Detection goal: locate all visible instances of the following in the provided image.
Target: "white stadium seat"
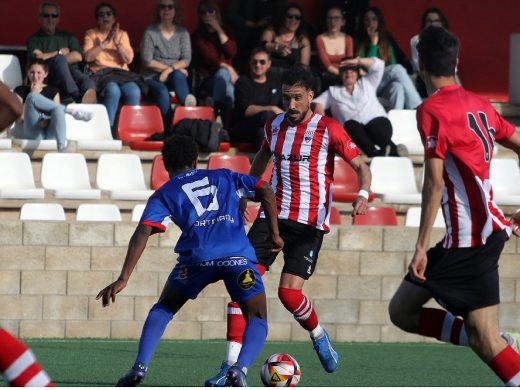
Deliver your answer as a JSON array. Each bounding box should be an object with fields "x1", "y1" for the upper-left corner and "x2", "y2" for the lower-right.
[
  {"x1": 76, "y1": 204, "x2": 122, "y2": 221},
  {"x1": 131, "y1": 204, "x2": 146, "y2": 222},
  {"x1": 96, "y1": 154, "x2": 154, "y2": 200},
  {"x1": 388, "y1": 110, "x2": 424, "y2": 155},
  {"x1": 370, "y1": 157, "x2": 422, "y2": 204},
  {"x1": 20, "y1": 203, "x2": 66, "y2": 221},
  {"x1": 405, "y1": 207, "x2": 444, "y2": 228},
  {"x1": 10, "y1": 121, "x2": 58, "y2": 150},
  {"x1": 0, "y1": 152, "x2": 44, "y2": 199},
  {"x1": 41, "y1": 153, "x2": 101, "y2": 199},
  {"x1": 489, "y1": 158, "x2": 520, "y2": 205},
  {"x1": 0, "y1": 54, "x2": 22, "y2": 90},
  {"x1": 65, "y1": 104, "x2": 122, "y2": 150}
]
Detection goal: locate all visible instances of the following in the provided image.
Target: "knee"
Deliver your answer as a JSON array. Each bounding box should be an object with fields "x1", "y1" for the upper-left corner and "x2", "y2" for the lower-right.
[
  {"x1": 388, "y1": 81, "x2": 404, "y2": 95},
  {"x1": 171, "y1": 69, "x2": 187, "y2": 82},
  {"x1": 25, "y1": 92, "x2": 38, "y2": 105},
  {"x1": 386, "y1": 64, "x2": 407, "y2": 78},
  {"x1": 125, "y1": 83, "x2": 141, "y2": 101},
  {"x1": 388, "y1": 296, "x2": 413, "y2": 331},
  {"x1": 215, "y1": 68, "x2": 230, "y2": 81},
  {"x1": 105, "y1": 82, "x2": 121, "y2": 99}
]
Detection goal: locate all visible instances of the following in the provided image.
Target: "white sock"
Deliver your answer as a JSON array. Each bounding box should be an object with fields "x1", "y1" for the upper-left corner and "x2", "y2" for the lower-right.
[
  {"x1": 226, "y1": 341, "x2": 242, "y2": 365},
  {"x1": 310, "y1": 323, "x2": 324, "y2": 340}
]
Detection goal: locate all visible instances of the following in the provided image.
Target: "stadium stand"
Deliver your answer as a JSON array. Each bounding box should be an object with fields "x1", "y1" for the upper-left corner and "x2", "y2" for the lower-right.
[
  {"x1": 207, "y1": 155, "x2": 251, "y2": 174},
  {"x1": 370, "y1": 157, "x2": 422, "y2": 204},
  {"x1": 76, "y1": 203, "x2": 122, "y2": 222},
  {"x1": 0, "y1": 152, "x2": 44, "y2": 199},
  {"x1": 0, "y1": 54, "x2": 22, "y2": 90},
  {"x1": 352, "y1": 206, "x2": 398, "y2": 226},
  {"x1": 117, "y1": 105, "x2": 164, "y2": 151},
  {"x1": 19, "y1": 203, "x2": 66, "y2": 221},
  {"x1": 329, "y1": 206, "x2": 342, "y2": 225},
  {"x1": 388, "y1": 109, "x2": 423, "y2": 155},
  {"x1": 405, "y1": 207, "x2": 444, "y2": 228},
  {"x1": 489, "y1": 158, "x2": 520, "y2": 205},
  {"x1": 41, "y1": 153, "x2": 101, "y2": 200}
]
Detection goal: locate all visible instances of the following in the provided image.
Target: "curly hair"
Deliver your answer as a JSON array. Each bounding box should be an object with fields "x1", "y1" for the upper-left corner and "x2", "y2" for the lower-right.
[
  {"x1": 281, "y1": 64, "x2": 314, "y2": 90},
  {"x1": 161, "y1": 134, "x2": 198, "y2": 173}
]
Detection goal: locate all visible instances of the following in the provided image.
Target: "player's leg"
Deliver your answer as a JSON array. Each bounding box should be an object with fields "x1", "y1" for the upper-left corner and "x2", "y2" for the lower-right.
[
  {"x1": 0, "y1": 328, "x2": 53, "y2": 387},
  {"x1": 465, "y1": 305, "x2": 520, "y2": 386}
]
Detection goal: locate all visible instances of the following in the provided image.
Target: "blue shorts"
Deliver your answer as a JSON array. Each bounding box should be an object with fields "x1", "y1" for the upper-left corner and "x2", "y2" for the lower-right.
[{"x1": 168, "y1": 256, "x2": 265, "y2": 302}]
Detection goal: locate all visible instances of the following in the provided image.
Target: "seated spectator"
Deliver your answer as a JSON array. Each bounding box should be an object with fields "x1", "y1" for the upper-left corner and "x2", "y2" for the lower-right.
[
  {"x1": 14, "y1": 59, "x2": 93, "y2": 152},
  {"x1": 312, "y1": 57, "x2": 406, "y2": 157},
  {"x1": 192, "y1": 0, "x2": 237, "y2": 121},
  {"x1": 260, "y1": 3, "x2": 311, "y2": 78},
  {"x1": 141, "y1": 0, "x2": 196, "y2": 133},
  {"x1": 357, "y1": 7, "x2": 421, "y2": 110},
  {"x1": 231, "y1": 47, "x2": 283, "y2": 148},
  {"x1": 84, "y1": 2, "x2": 143, "y2": 128},
  {"x1": 315, "y1": 6, "x2": 353, "y2": 90},
  {"x1": 27, "y1": 2, "x2": 96, "y2": 103}
]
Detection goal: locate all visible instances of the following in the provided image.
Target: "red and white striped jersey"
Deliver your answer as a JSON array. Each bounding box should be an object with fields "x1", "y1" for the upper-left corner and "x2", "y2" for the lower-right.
[
  {"x1": 260, "y1": 112, "x2": 360, "y2": 231},
  {"x1": 417, "y1": 85, "x2": 515, "y2": 248}
]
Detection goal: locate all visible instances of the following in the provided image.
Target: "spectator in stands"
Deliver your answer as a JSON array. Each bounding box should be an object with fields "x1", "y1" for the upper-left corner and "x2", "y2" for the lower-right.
[
  {"x1": 260, "y1": 3, "x2": 311, "y2": 78},
  {"x1": 323, "y1": 0, "x2": 368, "y2": 37},
  {"x1": 315, "y1": 6, "x2": 354, "y2": 90},
  {"x1": 357, "y1": 6, "x2": 421, "y2": 110},
  {"x1": 84, "y1": 3, "x2": 143, "y2": 128},
  {"x1": 192, "y1": 0, "x2": 237, "y2": 122},
  {"x1": 312, "y1": 56, "x2": 406, "y2": 157},
  {"x1": 13, "y1": 59, "x2": 93, "y2": 152},
  {"x1": 141, "y1": 0, "x2": 196, "y2": 133},
  {"x1": 225, "y1": 0, "x2": 287, "y2": 72},
  {"x1": 231, "y1": 47, "x2": 283, "y2": 148},
  {"x1": 28, "y1": 2, "x2": 96, "y2": 104}
]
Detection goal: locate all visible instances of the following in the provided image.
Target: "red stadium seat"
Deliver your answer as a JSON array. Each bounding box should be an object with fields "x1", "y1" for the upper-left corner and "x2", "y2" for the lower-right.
[
  {"x1": 150, "y1": 155, "x2": 169, "y2": 190},
  {"x1": 352, "y1": 206, "x2": 398, "y2": 226},
  {"x1": 332, "y1": 157, "x2": 374, "y2": 202},
  {"x1": 117, "y1": 106, "x2": 164, "y2": 151},
  {"x1": 172, "y1": 106, "x2": 215, "y2": 126},
  {"x1": 329, "y1": 206, "x2": 342, "y2": 225},
  {"x1": 230, "y1": 142, "x2": 258, "y2": 153},
  {"x1": 244, "y1": 204, "x2": 260, "y2": 224},
  {"x1": 207, "y1": 155, "x2": 251, "y2": 174}
]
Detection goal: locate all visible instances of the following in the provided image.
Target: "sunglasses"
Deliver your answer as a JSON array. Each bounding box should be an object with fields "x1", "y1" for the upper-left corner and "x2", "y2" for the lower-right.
[
  {"x1": 286, "y1": 13, "x2": 301, "y2": 21},
  {"x1": 97, "y1": 11, "x2": 114, "y2": 17},
  {"x1": 327, "y1": 16, "x2": 342, "y2": 21},
  {"x1": 199, "y1": 7, "x2": 216, "y2": 15},
  {"x1": 250, "y1": 59, "x2": 267, "y2": 65},
  {"x1": 40, "y1": 12, "x2": 59, "y2": 18},
  {"x1": 340, "y1": 65, "x2": 358, "y2": 72},
  {"x1": 160, "y1": 4, "x2": 175, "y2": 10}
]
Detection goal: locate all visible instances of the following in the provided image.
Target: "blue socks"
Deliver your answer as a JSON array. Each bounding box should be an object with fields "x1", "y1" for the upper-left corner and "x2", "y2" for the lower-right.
[
  {"x1": 237, "y1": 317, "x2": 268, "y2": 369},
  {"x1": 134, "y1": 303, "x2": 173, "y2": 369}
]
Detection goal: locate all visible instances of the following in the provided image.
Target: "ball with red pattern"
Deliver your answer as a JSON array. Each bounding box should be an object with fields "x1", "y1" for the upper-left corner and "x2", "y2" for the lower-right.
[{"x1": 260, "y1": 353, "x2": 301, "y2": 387}]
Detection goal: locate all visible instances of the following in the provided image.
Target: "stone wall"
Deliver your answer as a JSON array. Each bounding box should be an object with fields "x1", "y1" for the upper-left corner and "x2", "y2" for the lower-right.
[{"x1": 1, "y1": 221, "x2": 519, "y2": 342}]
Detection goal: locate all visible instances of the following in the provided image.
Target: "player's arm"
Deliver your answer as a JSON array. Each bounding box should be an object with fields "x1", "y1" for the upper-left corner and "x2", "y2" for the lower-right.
[
  {"x1": 409, "y1": 157, "x2": 444, "y2": 282},
  {"x1": 256, "y1": 181, "x2": 284, "y2": 252},
  {"x1": 498, "y1": 131, "x2": 520, "y2": 159},
  {"x1": 96, "y1": 224, "x2": 153, "y2": 306},
  {"x1": 250, "y1": 145, "x2": 273, "y2": 179},
  {"x1": 347, "y1": 155, "x2": 371, "y2": 215}
]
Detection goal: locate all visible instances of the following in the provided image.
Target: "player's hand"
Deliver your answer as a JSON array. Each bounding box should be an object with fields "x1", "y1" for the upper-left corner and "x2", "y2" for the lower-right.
[
  {"x1": 352, "y1": 196, "x2": 368, "y2": 215},
  {"x1": 96, "y1": 279, "x2": 127, "y2": 307},
  {"x1": 271, "y1": 234, "x2": 284, "y2": 253},
  {"x1": 510, "y1": 210, "x2": 520, "y2": 237},
  {"x1": 408, "y1": 248, "x2": 427, "y2": 283}
]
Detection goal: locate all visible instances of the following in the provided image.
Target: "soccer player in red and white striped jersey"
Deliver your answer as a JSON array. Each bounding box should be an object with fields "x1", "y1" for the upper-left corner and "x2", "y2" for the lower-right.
[
  {"x1": 205, "y1": 65, "x2": 372, "y2": 385},
  {"x1": 388, "y1": 26, "x2": 520, "y2": 386},
  {"x1": 0, "y1": 329, "x2": 53, "y2": 387}
]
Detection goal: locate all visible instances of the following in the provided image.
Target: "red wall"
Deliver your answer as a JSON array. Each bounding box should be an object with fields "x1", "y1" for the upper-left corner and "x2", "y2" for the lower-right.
[{"x1": 1, "y1": 0, "x2": 518, "y2": 99}]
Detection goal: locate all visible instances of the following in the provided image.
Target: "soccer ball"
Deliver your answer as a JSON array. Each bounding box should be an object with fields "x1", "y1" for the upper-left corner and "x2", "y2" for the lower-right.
[{"x1": 260, "y1": 353, "x2": 301, "y2": 387}]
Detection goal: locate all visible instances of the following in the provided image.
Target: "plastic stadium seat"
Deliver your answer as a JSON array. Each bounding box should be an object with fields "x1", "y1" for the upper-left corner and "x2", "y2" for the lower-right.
[
  {"x1": 151, "y1": 155, "x2": 169, "y2": 190},
  {"x1": 0, "y1": 136, "x2": 12, "y2": 149},
  {"x1": 489, "y1": 158, "x2": 520, "y2": 205},
  {"x1": 405, "y1": 207, "x2": 444, "y2": 228},
  {"x1": 332, "y1": 157, "x2": 374, "y2": 202},
  {"x1": 96, "y1": 154, "x2": 154, "y2": 200},
  {"x1": 10, "y1": 120, "x2": 58, "y2": 150},
  {"x1": 76, "y1": 204, "x2": 122, "y2": 222},
  {"x1": 352, "y1": 206, "x2": 398, "y2": 226},
  {"x1": 0, "y1": 153, "x2": 44, "y2": 199},
  {"x1": 20, "y1": 203, "x2": 66, "y2": 221},
  {"x1": 41, "y1": 153, "x2": 101, "y2": 199},
  {"x1": 388, "y1": 110, "x2": 423, "y2": 155},
  {"x1": 329, "y1": 206, "x2": 342, "y2": 225},
  {"x1": 207, "y1": 155, "x2": 251, "y2": 174},
  {"x1": 117, "y1": 105, "x2": 164, "y2": 151},
  {"x1": 0, "y1": 54, "x2": 22, "y2": 90},
  {"x1": 131, "y1": 204, "x2": 146, "y2": 222},
  {"x1": 65, "y1": 104, "x2": 122, "y2": 150},
  {"x1": 370, "y1": 157, "x2": 421, "y2": 204},
  {"x1": 230, "y1": 142, "x2": 258, "y2": 153}
]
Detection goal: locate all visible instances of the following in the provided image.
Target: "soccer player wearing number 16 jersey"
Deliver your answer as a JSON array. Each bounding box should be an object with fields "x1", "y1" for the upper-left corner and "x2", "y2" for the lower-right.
[
  {"x1": 388, "y1": 26, "x2": 520, "y2": 386},
  {"x1": 97, "y1": 135, "x2": 283, "y2": 387}
]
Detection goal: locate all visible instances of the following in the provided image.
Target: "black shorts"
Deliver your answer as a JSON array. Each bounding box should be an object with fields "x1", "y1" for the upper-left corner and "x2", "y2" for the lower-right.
[
  {"x1": 405, "y1": 229, "x2": 508, "y2": 317},
  {"x1": 248, "y1": 218, "x2": 325, "y2": 280}
]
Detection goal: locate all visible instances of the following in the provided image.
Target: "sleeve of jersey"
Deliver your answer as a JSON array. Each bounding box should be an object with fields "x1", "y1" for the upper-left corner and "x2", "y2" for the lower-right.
[
  {"x1": 494, "y1": 109, "x2": 516, "y2": 141},
  {"x1": 417, "y1": 106, "x2": 447, "y2": 159},
  {"x1": 328, "y1": 118, "x2": 360, "y2": 161},
  {"x1": 140, "y1": 192, "x2": 172, "y2": 234},
  {"x1": 232, "y1": 172, "x2": 266, "y2": 201}
]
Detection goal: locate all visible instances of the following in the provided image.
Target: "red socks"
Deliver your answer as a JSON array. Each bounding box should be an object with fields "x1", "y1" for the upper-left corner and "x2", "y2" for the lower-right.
[
  {"x1": 489, "y1": 345, "x2": 520, "y2": 386},
  {"x1": 0, "y1": 329, "x2": 53, "y2": 387},
  {"x1": 278, "y1": 287, "x2": 318, "y2": 331},
  {"x1": 417, "y1": 308, "x2": 468, "y2": 346}
]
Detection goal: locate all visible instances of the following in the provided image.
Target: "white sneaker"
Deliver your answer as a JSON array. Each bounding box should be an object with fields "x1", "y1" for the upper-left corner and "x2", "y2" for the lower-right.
[
  {"x1": 501, "y1": 332, "x2": 520, "y2": 353},
  {"x1": 70, "y1": 109, "x2": 93, "y2": 122},
  {"x1": 184, "y1": 94, "x2": 197, "y2": 107}
]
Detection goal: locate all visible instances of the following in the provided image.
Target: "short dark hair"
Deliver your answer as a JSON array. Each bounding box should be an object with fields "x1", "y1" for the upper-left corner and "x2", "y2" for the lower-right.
[
  {"x1": 250, "y1": 46, "x2": 270, "y2": 59},
  {"x1": 417, "y1": 26, "x2": 459, "y2": 77},
  {"x1": 95, "y1": 2, "x2": 116, "y2": 18},
  {"x1": 161, "y1": 134, "x2": 198, "y2": 172},
  {"x1": 281, "y1": 64, "x2": 314, "y2": 90}
]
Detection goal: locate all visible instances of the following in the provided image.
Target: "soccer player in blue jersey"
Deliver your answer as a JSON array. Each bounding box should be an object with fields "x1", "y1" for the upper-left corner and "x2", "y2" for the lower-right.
[{"x1": 96, "y1": 134, "x2": 283, "y2": 387}]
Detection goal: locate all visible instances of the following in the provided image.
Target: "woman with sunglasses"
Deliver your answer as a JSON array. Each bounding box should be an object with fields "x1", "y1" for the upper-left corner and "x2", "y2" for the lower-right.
[
  {"x1": 141, "y1": 0, "x2": 196, "y2": 133},
  {"x1": 192, "y1": 0, "x2": 237, "y2": 124},
  {"x1": 260, "y1": 3, "x2": 310, "y2": 77},
  {"x1": 83, "y1": 2, "x2": 143, "y2": 128},
  {"x1": 315, "y1": 6, "x2": 354, "y2": 90}
]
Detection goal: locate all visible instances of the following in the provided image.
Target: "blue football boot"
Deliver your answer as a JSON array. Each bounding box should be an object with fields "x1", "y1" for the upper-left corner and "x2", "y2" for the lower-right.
[
  {"x1": 204, "y1": 361, "x2": 232, "y2": 387},
  {"x1": 312, "y1": 330, "x2": 339, "y2": 373},
  {"x1": 224, "y1": 365, "x2": 248, "y2": 387},
  {"x1": 116, "y1": 364, "x2": 147, "y2": 387}
]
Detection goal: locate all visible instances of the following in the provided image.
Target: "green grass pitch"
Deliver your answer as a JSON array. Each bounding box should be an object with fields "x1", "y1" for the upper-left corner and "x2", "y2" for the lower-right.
[{"x1": 1, "y1": 339, "x2": 502, "y2": 387}]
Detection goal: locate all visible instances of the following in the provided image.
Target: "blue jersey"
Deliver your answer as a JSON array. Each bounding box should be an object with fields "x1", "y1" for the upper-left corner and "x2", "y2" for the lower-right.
[{"x1": 141, "y1": 169, "x2": 263, "y2": 264}]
